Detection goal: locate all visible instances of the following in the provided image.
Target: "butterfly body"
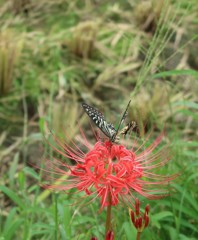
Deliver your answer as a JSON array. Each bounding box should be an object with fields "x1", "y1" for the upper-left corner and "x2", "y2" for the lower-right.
[
  {"x1": 82, "y1": 101, "x2": 135, "y2": 143},
  {"x1": 118, "y1": 121, "x2": 137, "y2": 136}
]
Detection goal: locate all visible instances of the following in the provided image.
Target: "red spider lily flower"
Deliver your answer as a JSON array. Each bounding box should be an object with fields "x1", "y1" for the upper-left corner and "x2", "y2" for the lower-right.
[{"x1": 42, "y1": 128, "x2": 178, "y2": 210}]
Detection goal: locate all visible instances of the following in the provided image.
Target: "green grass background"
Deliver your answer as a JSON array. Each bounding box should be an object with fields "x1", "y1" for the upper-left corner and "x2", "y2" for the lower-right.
[{"x1": 0, "y1": 0, "x2": 198, "y2": 239}]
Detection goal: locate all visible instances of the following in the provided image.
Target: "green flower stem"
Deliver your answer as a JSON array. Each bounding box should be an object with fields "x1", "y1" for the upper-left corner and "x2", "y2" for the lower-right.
[
  {"x1": 136, "y1": 231, "x2": 141, "y2": 240},
  {"x1": 105, "y1": 194, "x2": 112, "y2": 237}
]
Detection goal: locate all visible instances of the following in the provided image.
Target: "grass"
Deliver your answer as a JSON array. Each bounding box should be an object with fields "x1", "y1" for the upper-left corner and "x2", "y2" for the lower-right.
[{"x1": 0, "y1": 0, "x2": 198, "y2": 239}]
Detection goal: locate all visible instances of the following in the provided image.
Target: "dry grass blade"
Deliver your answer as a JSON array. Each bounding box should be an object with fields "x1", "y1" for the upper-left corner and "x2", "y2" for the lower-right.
[
  {"x1": 12, "y1": 0, "x2": 31, "y2": 14},
  {"x1": 93, "y1": 61, "x2": 141, "y2": 90},
  {"x1": 65, "y1": 21, "x2": 100, "y2": 59},
  {"x1": 0, "y1": 137, "x2": 22, "y2": 159},
  {"x1": 0, "y1": 30, "x2": 23, "y2": 95}
]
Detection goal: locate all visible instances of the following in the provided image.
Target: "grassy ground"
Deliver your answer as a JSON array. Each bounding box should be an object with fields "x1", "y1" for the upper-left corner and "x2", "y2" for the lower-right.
[{"x1": 0, "y1": 0, "x2": 198, "y2": 239}]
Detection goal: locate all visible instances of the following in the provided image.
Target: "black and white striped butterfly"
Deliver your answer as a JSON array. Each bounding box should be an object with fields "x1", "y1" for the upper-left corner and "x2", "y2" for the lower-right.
[{"x1": 82, "y1": 100, "x2": 136, "y2": 142}]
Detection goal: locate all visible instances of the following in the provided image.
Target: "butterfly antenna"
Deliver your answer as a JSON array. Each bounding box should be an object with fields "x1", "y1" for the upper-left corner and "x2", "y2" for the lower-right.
[{"x1": 112, "y1": 100, "x2": 131, "y2": 141}]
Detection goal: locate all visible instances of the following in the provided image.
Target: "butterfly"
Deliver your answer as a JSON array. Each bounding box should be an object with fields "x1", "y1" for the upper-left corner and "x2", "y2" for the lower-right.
[{"x1": 82, "y1": 100, "x2": 136, "y2": 142}]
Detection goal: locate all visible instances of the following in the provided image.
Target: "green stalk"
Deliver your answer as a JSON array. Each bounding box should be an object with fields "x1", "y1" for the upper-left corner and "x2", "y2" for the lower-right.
[
  {"x1": 136, "y1": 231, "x2": 141, "y2": 240},
  {"x1": 105, "y1": 193, "x2": 112, "y2": 237}
]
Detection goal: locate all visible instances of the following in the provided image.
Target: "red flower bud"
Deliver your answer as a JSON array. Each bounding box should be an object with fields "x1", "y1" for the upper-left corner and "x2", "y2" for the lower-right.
[
  {"x1": 130, "y1": 210, "x2": 135, "y2": 224},
  {"x1": 145, "y1": 204, "x2": 150, "y2": 214},
  {"x1": 144, "y1": 215, "x2": 150, "y2": 228},
  {"x1": 135, "y1": 219, "x2": 139, "y2": 228},
  {"x1": 138, "y1": 217, "x2": 143, "y2": 229},
  {"x1": 135, "y1": 198, "x2": 140, "y2": 216},
  {"x1": 106, "y1": 230, "x2": 114, "y2": 240}
]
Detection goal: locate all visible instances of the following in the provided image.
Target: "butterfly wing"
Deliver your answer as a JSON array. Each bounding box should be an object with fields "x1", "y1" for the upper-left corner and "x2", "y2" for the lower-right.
[
  {"x1": 82, "y1": 103, "x2": 116, "y2": 139},
  {"x1": 111, "y1": 100, "x2": 131, "y2": 142}
]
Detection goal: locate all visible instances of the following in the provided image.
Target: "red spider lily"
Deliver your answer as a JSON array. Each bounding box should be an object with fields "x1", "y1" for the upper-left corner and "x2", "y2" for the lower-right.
[
  {"x1": 41, "y1": 128, "x2": 177, "y2": 210},
  {"x1": 105, "y1": 230, "x2": 114, "y2": 240},
  {"x1": 91, "y1": 233, "x2": 115, "y2": 240},
  {"x1": 130, "y1": 199, "x2": 150, "y2": 232}
]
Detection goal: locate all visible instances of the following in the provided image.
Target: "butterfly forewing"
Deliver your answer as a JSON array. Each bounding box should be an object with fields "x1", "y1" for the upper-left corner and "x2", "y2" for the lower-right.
[
  {"x1": 82, "y1": 103, "x2": 116, "y2": 139},
  {"x1": 82, "y1": 103, "x2": 105, "y2": 119}
]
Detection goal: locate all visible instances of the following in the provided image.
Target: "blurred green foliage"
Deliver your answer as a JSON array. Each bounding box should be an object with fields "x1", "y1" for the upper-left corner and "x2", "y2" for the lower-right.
[{"x1": 0, "y1": 0, "x2": 198, "y2": 239}]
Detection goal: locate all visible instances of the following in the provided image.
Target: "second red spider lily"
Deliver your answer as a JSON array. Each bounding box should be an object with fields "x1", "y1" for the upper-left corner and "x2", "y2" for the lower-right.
[{"x1": 130, "y1": 199, "x2": 150, "y2": 232}]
